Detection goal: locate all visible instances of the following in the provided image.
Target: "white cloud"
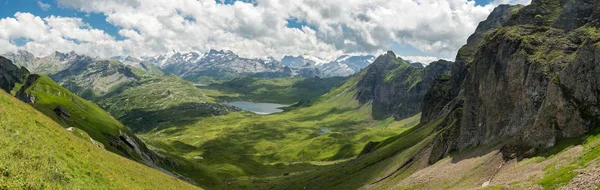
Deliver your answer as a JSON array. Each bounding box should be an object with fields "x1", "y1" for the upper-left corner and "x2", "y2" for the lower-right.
[
  {"x1": 0, "y1": 12, "x2": 121, "y2": 57},
  {"x1": 401, "y1": 56, "x2": 449, "y2": 65},
  {"x1": 1, "y1": 0, "x2": 531, "y2": 60},
  {"x1": 37, "y1": 1, "x2": 51, "y2": 11}
]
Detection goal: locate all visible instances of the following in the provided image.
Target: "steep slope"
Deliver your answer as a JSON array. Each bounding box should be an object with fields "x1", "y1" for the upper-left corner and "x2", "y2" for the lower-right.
[
  {"x1": 0, "y1": 90, "x2": 198, "y2": 189},
  {"x1": 14, "y1": 74, "x2": 162, "y2": 165},
  {"x1": 424, "y1": 0, "x2": 600, "y2": 163},
  {"x1": 0, "y1": 56, "x2": 203, "y2": 185},
  {"x1": 355, "y1": 51, "x2": 451, "y2": 119},
  {"x1": 0, "y1": 56, "x2": 28, "y2": 93}
]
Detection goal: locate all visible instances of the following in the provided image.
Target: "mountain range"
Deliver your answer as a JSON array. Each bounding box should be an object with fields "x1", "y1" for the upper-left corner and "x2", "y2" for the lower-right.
[
  {"x1": 5, "y1": 49, "x2": 377, "y2": 83},
  {"x1": 1, "y1": 0, "x2": 600, "y2": 189}
]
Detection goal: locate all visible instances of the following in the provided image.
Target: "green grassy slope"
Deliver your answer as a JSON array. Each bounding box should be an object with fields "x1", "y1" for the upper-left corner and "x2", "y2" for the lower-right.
[
  {"x1": 0, "y1": 90, "x2": 198, "y2": 189},
  {"x1": 199, "y1": 77, "x2": 346, "y2": 104},
  {"x1": 16, "y1": 75, "x2": 153, "y2": 162}
]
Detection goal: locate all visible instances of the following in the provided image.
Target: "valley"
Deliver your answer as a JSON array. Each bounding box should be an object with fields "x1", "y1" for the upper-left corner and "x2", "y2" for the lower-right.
[{"x1": 1, "y1": 0, "x2": 600, "y2": 189}]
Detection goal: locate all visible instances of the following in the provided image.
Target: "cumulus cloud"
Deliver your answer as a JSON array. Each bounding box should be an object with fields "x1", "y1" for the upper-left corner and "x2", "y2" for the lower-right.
[
  {"x1": 0, "y1": 12, "x2": 121, "y2": 57},
  {"x1": 2, "y1": 0, "x2": 531, "y2": 60},
  {"x1": 37, "y1": 1, "x2": 51, "y2": 11}
]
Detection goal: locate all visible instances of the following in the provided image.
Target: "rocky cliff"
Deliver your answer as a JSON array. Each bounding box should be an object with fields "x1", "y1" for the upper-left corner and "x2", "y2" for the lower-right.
[
  {"x1": 425, "y1": 0, "x2": 600, "y2": 163},
  {"x1": 0, "y1": 56, "x2": 28, "y2": 93},
  {"x1": 355, "y1": 51, "x2": 451, "y2": 119}
]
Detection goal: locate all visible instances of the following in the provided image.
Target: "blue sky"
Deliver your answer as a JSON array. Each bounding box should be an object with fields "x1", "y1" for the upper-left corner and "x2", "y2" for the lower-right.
[
  {"x1": 0, "y1": 0, "x2": 530, "y2": 63},
  {"x1": 1, "y1": 0, "x2": 124, "y2": 40}
]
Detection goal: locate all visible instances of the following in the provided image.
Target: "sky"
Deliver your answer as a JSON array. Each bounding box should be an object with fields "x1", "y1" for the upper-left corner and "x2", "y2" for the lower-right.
[{"x1": 0, "y1": 0, "x2": 531, "y2": 63}]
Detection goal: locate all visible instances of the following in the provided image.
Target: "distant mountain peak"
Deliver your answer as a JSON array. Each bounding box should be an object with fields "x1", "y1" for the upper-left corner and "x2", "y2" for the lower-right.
[{"x1": 386, "y1": 51, "x2": 396, "y2": 58}]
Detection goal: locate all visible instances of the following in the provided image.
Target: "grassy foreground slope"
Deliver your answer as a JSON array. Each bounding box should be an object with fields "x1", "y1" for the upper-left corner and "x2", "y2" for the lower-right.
[
  {"x1": 0, "y1": 90, "x2": 198, "y2": 189},
  {"x1": 15, "y1": 74, "x2": 162, "y2": 165}
]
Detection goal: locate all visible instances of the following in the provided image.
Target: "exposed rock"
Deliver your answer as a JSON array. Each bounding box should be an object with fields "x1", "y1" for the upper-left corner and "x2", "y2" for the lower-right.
[
  {"x1": 355, "y1": 51, "x2": 451, "y2": 119},
  {"x1": 53, "y1": 105, "x2": 71, "y2": 120},
  {"x1": 424, "y1": 0, "x2": 600, "y2": 163},
  {"x1": 421, "y1": 4, "x2": 523, "y2": 124},
  {"x1": 15, "y1": 74, "x2": 41, "y2": 104},
  {"x1": 0, "y1": 56, "x2": 29, "y2": 93}
]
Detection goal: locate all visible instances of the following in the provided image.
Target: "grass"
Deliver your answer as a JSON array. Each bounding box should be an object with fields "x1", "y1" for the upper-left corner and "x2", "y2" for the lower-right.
[
  {"x1": 235, "y1": 117, "x2": 443, "y2": 190},
  {"x1": 0, "y1": 90, "x2": 198, "y2": 189},
  {"x1": 538, "y1": 128, "x2": 600, "y2": 189},
  {"x1": 18, "y1": 75, "x2": 148, "y2": 159}
]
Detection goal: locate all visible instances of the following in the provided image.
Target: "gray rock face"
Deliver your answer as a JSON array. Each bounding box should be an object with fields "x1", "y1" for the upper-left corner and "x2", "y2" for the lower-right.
[
  {"x1": 424, "y1": 0, "x2": 600, "y2": 163},
  {"x1": 53, "y1": 105, "x2": 71, "y2": 120},
  {"x1": 15, "y1": 74, "x2": 41, "y2": 104},
  {"x1": 50, "y1": 57, "x2": 140, "y2": 99},
  {"x1": 355, "y1": 51, "x2": 451, "y2": 120},
  {"x1": 2, "y1": 51, "x2": 80, "y2": 75},
  {"x1": 421, "y1": 4, "x2": 523, "y2": 124},
  {"x1": 0, "y1": 56, "x2": 28, "y2": 93}
]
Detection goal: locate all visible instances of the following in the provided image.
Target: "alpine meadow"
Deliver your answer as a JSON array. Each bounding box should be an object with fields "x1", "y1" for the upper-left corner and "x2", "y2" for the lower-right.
[{"x1": 1, "y1": 0, "x2": 600, "y2": 189}]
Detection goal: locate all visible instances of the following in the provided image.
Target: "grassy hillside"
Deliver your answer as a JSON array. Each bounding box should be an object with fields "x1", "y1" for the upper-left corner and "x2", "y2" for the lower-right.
[
  {"x1": 199, "y1": 77, "x2": 346, "y2": 104},
  {"x1": 97, "y1": 74, "x2": 228, "y2": 133},
  {"x1": 0, "y1": 90, "x2": 198, "y2": 189},
  {"x1": 16, "y1": 75, "x2": 154, "y2": 162}
]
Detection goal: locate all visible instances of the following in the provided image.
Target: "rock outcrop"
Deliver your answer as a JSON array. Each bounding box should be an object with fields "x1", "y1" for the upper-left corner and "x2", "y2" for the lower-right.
[
  {"x1": 0, "y1": 56, "x2": 29, "y2": 93},
  {"x1": 424, "y1": 0, "x2": 600, "y2": 163},
  {"x1": 355, "y1": 51, "x2": 451, "y2": 119}
]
